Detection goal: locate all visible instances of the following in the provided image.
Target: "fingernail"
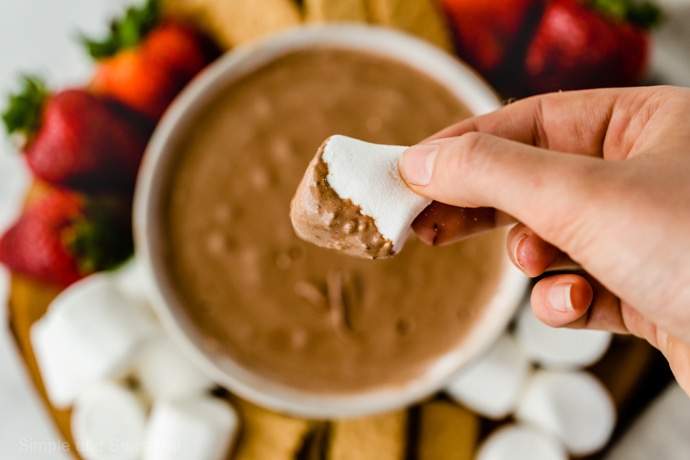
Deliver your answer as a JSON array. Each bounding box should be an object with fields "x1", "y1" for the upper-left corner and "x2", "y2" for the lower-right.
[
  {"x1": 400, "y1": 144, "x2": 439, "y2": 186},
  {"x1": 514, "y1": 234, "x2": 528, "y2": 271},
  {"x1": 549, "y1": 283, "x2": 575, "y2": 313}
]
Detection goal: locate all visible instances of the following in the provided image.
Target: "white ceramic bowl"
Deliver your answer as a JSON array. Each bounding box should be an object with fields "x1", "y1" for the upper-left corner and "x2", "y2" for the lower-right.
[{"x1": 134, "y1": 24, "x2": 528, "y2": 419}]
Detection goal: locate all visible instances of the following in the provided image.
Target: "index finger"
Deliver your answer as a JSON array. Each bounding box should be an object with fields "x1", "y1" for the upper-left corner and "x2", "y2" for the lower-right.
[
  {"x1": 412, "y1": 202, "x2": 516, "y2": 245},
  {"x1": 410, "y1": 87, "x2": 654, "y2": 245},
  {"x1": 427, "y1": 87, "x2": 648, "y2": 159}
]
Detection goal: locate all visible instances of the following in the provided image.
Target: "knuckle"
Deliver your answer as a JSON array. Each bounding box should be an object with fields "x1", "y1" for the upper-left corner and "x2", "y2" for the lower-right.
[
  {"x1": 454, "y1": 131, "x2": 489, "y2": 156},
  {"x1": 440, "y1": 132, "x2": 493, "y2": 174}
]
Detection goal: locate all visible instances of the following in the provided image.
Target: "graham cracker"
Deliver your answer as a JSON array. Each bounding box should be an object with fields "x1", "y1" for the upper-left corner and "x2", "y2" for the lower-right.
[
  {"x1": 303, "y1": 0, "x2": 369, "y2": 23},
  {"x1": 203, "y1": 0, "x2": 302, "y2": 49},
  {"x1": 328, "y1": 409, "x2": 408, "y2": 460},
  {"x1": 161, "y1": 0, "x2": 212, "y2": 24},
  {"x1": 299, "y1": 421, "x2": 331, "y2": 460},
  {"x1": 416, "y1": 400, "x2": 479, "y2": 460},
  {"x1": 230, "y1": 398, "x2": 315, "y2": 459},
  {"x1": 365, "y1": 0, "x2": 453, "y2": 52}
]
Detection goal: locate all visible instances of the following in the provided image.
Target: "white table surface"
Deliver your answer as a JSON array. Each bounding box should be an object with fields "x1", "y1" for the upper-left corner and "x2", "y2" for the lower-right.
[{"x1": 1, "y1": 1, "x2": 689, "y2": 458}]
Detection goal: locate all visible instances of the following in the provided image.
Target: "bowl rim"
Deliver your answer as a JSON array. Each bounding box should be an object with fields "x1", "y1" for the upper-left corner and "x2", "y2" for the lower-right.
[{"x1": 134, "y1": 24, "x2": 528, "y2": 419}]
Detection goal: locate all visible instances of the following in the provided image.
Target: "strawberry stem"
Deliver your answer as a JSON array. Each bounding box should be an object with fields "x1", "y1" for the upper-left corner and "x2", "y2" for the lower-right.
[
  {"x1": 1, "y1": 75, "x2": 48, "y2": 140},
  {"x1": 588, "y1": 0, "x2": 663, "y2": 29},
  {"x1": 82, "y1": 0, "x2": 160, "y2": 59},
  {"x1": 66, "y1": 197, "x2": 134, "y2": 274}
]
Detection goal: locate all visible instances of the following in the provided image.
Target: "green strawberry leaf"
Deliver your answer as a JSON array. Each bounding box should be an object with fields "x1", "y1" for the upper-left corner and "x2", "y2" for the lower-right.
[
  {"x1": 626, "y1": 1, "x2": 664, "y2": 29},
  {"x1": 82, "y1": 0, "x2": 161, "y2": 59},
  {"x1": 589, "y1": 0, "x2": 664, "y2": 30},
  {"x1": 2, "y1": 75, "x2": 48, "y2": 139},
  {"x1": 66, "y1": 197, "x2": 134, "y2": 275}
]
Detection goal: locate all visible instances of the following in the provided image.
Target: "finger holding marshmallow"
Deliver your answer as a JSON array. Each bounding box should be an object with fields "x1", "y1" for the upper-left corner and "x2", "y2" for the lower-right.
[
  {"x1": 290, "y1": 135, "x2": 431, "y2": 259},
  {"x1": 143, "y1": 396, "x2": 239, "y2": 460},
  {"x1": 71, "y1": 381, "x2": 148, "y2": 460},
  {"x1": 515, "y1": 369, "x2": 616, "y2": 456},
  {"x1": 445, "y1": 334, "x2": 532, "y2": 419}
]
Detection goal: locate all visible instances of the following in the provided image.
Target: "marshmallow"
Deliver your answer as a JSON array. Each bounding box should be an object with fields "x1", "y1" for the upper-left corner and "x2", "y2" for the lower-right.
[
  {"x1": 111, "y1": 257, "x2": 153, "y2": 307},
  {"x1": 515, "y1": 369, "x2": 616, "y2": 456},
  {"x1": 515, "y1": 303, "x2": 612, "y2": 369},
  {"x1": 445, "y1": 334, "x2": 531, "y2": 419},
  {"x1": 135, "y1": 334, "x2": 215, "y2": 401},
  {"x1": 31, "y1": 273, "x2": 159, "y2": 407},
  {"x1": 71, "y1": 381, "x2": 148, "y2": 460},
  {"x1": 290, "y1": 135, "x2": 430, "y2": 259},
  {"x1": 476, "y1": 424, "x2": 568, "y2": 460},
  {"x1": 31, "y1": 314, "x2": 90, "y2": 408},
  {"x1": 143, "y1": 396, "x2": 239, "y2": 460}
]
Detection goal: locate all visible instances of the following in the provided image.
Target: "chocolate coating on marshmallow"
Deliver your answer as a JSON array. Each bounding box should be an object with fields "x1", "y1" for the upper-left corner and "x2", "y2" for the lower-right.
[{"x1": 290, "y1": 135, "x2": 431, "y2": 259}]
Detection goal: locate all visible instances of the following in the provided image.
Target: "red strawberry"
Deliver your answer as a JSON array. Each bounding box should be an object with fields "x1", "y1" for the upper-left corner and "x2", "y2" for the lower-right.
[
  {"x1": 85, "y1": 0, "x2": 218, "y2": 121},
  {"x1": 142, "y1": 21, "x2": 215, "y2": 82},
  {"x1": 439, "y1": 0, "x2": 547, "y2": 81},
  {"x1": 1, "y1": 77, "x2": 152, "y2": 193},
  {"x1": 522, "y1": 0, "x2": 662, "y2": 95},
  {"x1": 0, "y1": 187, "x2": 133, "y2": 287}
]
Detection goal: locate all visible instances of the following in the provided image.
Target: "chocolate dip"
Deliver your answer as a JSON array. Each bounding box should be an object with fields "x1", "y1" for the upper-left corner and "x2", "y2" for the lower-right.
[{"x1": 159, "y1": 48, "x2": 505, "y2": 393}]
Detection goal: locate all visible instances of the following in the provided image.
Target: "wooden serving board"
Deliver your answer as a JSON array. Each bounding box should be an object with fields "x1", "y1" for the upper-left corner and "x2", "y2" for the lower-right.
[{"x1": 7, "y1": 274, "x2": 74, "y2": 448}]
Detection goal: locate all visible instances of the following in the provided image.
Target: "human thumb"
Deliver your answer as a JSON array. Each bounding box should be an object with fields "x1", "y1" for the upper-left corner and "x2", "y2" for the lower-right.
[{"x1": 399, "y1": 131, "x2": 605, "y2": 253}]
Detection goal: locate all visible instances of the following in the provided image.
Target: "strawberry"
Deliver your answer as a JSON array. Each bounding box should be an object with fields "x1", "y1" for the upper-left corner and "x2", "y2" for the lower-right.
[
  {"x1": 85, "y1": 0, "x2": 218, "y2": 121},
  {"x1": 439, "y1": 0, "x2": 547, "y2": 83},
  {"x1": 2, "y1": 76, "x2": 152, "y2": 193},
  {"x1": 522, "y1": 0, "x2": 662, "y2": 95},
  {"x1": 0, "y1": 187, "x2": 133, "y2": 287}
]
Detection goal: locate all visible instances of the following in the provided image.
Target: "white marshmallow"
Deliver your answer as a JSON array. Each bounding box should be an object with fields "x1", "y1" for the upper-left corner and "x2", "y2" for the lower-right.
[
  {"x1": 291, "y1": 135, "x2": 430, "y2": 257},
  {"x1": 515, "y1": 303, "x2": 612, "y2": 369},
  {"x1": 143, "y1": 396, "x2": 239, "y2": 460},
  {"x1": 111, "y1": 257, "x2": 153, "y2": 307},
  {"x1": 71, "y1": 381, "x2": 148, "y2": 460},
  {"x1": 31, "y1": 273, "x2": 159, "y2": 405},
  {"x1": 321, "y1": 135, "x2": 430, "y2": 251},
  {"x1": 135, "y1": 334, "x2": 215, "y2": 401},
  {"x1": 515, "y1": 369, "x2": 616, "y2": 456},
  {"x1": 445, "y1": 334, "x2": 531, "y2": 419},
  {"x1": 31, "y1": 315, "x2": 90, "y2": 408},
  {"x1": 476, "y1": 424, "x2": 568, "y2": 460}
]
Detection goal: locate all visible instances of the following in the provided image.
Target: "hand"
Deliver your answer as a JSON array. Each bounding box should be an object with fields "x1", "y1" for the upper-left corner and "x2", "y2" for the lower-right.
[{"x1": 399, "y1": 86, "x2": 690, "y2": 395}]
